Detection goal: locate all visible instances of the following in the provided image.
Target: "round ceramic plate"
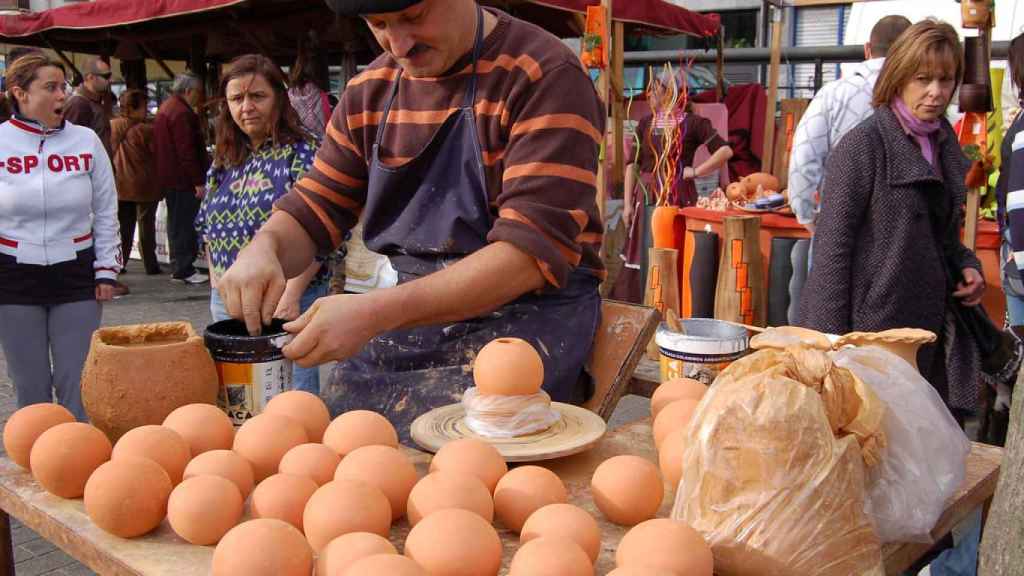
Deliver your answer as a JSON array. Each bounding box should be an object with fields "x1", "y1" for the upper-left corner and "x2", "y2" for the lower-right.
[{"x1": 410, "y1": 402, "x2": 607, "y2": 462}]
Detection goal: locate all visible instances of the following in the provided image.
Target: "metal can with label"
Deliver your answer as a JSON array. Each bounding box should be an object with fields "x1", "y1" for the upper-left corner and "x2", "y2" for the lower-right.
[{"x1": 204, "y1": 319, "x2": 293, "y2": 427}]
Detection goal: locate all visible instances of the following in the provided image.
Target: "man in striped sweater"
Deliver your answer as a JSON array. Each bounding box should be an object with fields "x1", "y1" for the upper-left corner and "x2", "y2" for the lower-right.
[{"x1": 218, "y1": 0, "x2": 606, "y2": 439}]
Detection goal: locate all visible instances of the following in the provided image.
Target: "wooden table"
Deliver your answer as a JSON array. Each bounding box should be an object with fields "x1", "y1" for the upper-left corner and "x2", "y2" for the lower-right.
[{"x1": 0, "y1": 419, "x2": 1003, "y2": 576}]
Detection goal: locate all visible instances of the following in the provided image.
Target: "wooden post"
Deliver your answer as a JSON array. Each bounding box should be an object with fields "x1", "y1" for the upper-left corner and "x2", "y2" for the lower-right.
[
  {"x1": 979, "y1": 369, "x2": 1024, "y2": 574},
  {"x1": 716, "y1": 31, "x2": 726, "y2": 102},
  {"x1": 715, "y1": 216, "x2": 766, "y2": 327},
  {"x1": 594, "y1": 0, "x2": 613, "y2": 225},
  {"x1": 762, "y1": 5, "x2": 783, "y2": 173},
  {"x1": 611, "y1": 21, "x2": 625, "y2": 196},
  {"x1": 645, "y1": 247, "x2": 680, "y2": 359}
]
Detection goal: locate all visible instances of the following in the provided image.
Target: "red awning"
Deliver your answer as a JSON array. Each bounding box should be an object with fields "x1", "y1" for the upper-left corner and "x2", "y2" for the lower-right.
[
  {"x1": 0, "y1": 0, "x2": 246, "y2": 38},
  {"x1": 529, "y1": 0, "x2": 719, "y2": 38}
]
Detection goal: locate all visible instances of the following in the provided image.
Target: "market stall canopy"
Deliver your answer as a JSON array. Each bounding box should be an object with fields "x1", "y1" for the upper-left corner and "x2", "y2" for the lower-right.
[{"x1": 0, "y1": 0, "x2": 719, "y2": 63}]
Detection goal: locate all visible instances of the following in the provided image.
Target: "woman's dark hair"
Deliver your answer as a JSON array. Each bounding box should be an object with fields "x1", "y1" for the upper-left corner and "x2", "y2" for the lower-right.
[
  {"x1": 1010, "y1": 32, "x2": 1024, "y2": 105},
  {"x1": 118, "y1": 89, "x2": 147, "y2": 115},
  {"x1": 213, "y1": 54, "x2": 308, "y2": 168}
]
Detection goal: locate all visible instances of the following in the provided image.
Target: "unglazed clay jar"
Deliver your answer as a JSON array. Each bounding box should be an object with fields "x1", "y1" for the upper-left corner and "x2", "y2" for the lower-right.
[
  {"x1": 183, "y1": 449, "x2": 255, "y2": 498},
  {"x1": 264, "y1": 390, "x2": 331, "y2": 442},
  {"x1": 472, "y1": 338, "x2": 544, "y2": 396},
  {"x1": 112, "y1": 425, "x2": 191, "y2": 485},
  {"x1": 84, "y1": 457, "x2": 172, "y2": 538},
  {"x1": 279, "y1": 443, "x2": 340, "y2": 486},
  {"x1": 334, "y1": 445, "x2": 418, "y2": 521},
  {"x1": 212, "y1": 519, "x2": 313, "y2": 576},
  {"x1": 509, "y1": 537, "x2": 592, "y2": 576},
  {"x1": 81, "y1": 322, "x2": 218, "y2": 442},
  {"x1": 162, "y1": 403, "x2": 234, "y2": 457},
  {"x1": 428, "y1": 438, "x2": 507, "y2": 493},
  {"x1": 652, "y1": 398, "x2": 699, "y2": 448},
  {"x1": 30, "y1": 422, "x2": 112, "y2": 498},
  {"x1": 404, "y1": 508, "x2": 502, "y2": 576},
  {"x1": 232, "y1": 413, "x2": 308, "y2": 482},
  {"x1": 316, "y1": 532, "x2": 397, "y2": 576},
  {"x1": 520, "y1": 503, "x2": 601, "y2": 563},
  {"x1": 615, "y1": 518, "x2": 713, "y2": 576},
  {"x1": 303, "y1": 479, "x2": 391, "y2": 551},
  {"x1": 167, "y1": 475, "x2": 243, "y2": 545},
  {"x1": 3, "y1": 403, "x2": 75, "y2": 470},
  {"x1": 650, "y1": 378, "x2": 706, "y2": 417},
  {"x1": 251, "y1": 473, "x2": 319, "y2": 532},
  {"x1": 406, "y1": 471, "x2": 494, "y2": 526},
  {"x1": 493, "y1": 465, "x2": 567, "y2": 533},
  {"x1": 346, "y1": 554, "x2": 427, "y2": 576},
  {"x1": 323, "y1": 410, "x2": 398, "y2": 457},
  {"x1": 591, "y1": 455, "x2": 664, "y2": 526}
]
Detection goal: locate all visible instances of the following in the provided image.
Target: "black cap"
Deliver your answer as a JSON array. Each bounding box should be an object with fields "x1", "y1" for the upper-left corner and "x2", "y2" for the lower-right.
[{"x1": 324, "y1": 0, "x2": 425, "y2": 16}]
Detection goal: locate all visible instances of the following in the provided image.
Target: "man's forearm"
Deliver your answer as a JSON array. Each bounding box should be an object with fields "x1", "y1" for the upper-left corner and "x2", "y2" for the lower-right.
[
  {"x1": 251, "y1": 211, "x2": 319, "y2": 279},
  {"x1": 369, "y1": 241, "x2": 547, "y2": 332}
]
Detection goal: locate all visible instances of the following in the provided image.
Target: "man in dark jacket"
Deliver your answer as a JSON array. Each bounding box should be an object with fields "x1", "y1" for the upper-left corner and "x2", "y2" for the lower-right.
[
  {"x1": 154, "y1": 73, "x2": 209, "y2": 284},
  {"x1": 64, "y1": 57, "x2": 114, "y2": 158}
]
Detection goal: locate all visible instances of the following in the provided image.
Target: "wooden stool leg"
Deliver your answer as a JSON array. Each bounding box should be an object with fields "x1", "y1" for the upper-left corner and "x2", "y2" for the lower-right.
[{"x1": 0, "y1": 509, "x2": 13, "y2": 576}]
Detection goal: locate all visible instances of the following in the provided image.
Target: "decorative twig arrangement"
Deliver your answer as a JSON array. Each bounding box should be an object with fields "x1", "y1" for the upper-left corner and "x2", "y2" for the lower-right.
[{"x1": 645, "y1": 61, "x2": 692, "y2": 207}]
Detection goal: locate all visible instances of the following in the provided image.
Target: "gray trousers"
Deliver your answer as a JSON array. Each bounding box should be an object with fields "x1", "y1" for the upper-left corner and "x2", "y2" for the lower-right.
[{"x1": 0, "y1": 300, "x2": 101, "y2": 421}]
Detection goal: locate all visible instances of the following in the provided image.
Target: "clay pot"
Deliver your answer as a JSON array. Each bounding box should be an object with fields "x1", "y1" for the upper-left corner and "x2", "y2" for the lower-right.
[{"x1": 81, "y1": 322, "x2": 219, "y2": 442}]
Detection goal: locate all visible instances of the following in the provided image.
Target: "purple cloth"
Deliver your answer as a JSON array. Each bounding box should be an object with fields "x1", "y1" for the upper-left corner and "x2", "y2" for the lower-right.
[{"x1": 891, "y1": 96, "x2": 941, "y2": 167}]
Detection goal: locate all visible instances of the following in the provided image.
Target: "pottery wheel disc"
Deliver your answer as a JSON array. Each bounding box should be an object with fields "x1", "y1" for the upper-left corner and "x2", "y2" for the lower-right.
[{"x1": 410, "y1": 402, "x2": 607, "y2": 462}]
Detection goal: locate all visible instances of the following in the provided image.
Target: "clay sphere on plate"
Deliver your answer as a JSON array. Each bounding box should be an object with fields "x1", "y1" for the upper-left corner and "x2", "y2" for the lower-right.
[
  {"x1": 591, "y1": 455, "x2": 664, "y2": 526},
  {"x1": 493, "y1": 465, "x2": 567, "y2": 533},
  {"x1": 323, "y1": 410, "x2": 398, "y2": 457},
  {"x1": 183, "y1": 449, "x2": 255, "y2": 498},
  {"x1": 406, "y1": 470, "x2": 494, "y2": 526},
  {"x1": 404, "y1": 508, "x2": 502, "y2": 576},
  {"x1": 346, "y1": 554, "x2": 427, "y2": 576},
  {"x1": 509, "y1": 536, "x2": 592, "y2": 576},
  {"x1": 606, "y1": 568, "x2": 678, "y2": 576},
  {"x1": 303, "y1": 479, "x2": 391, "y2": 551},
  {"x1": 651, "y1": 378, "x2": 706, "y2": 417},
  {"x1": 162, "y1": 403, "x2": 234, "y2": 456},
  {"x1": 112, "y1": 425, "x2": 191, "y2": 485},
  {"x1": 84, "y1": 456, "x2": 172, "y2": 538},
  {"x1": 615, "y1": 518, "x2": 713, "y2": 576},
  {"x1": 316, "y1": 532, "x2": 397, "y2": 576},
  {"x1": 520, "y1": 503, "x2": 601, "y2": 562},
  {"x1": 30, "y1": 422, "x2": 112, "y2": 498},
  {"x1": 428, "y1": 438, "x2": 507, "y2": 493},
  {"x1": 652, "y1": 398, "x2": 699, "y2": 448},
  {"x1": 167, "y1": 474, "x2": 243, "y2": 545},
  {"x1": 473, "y1": 338, "x2": 544, "y2": 396},
  {"x1": 335, "y1": 445, "x2": 418, "y2": 521},
  {"x1": 232, "y1": 413, "x2": 309, "y2": 482},
  {"x1": 3, "y1": 403, "x2": 76, "y2": 470},
  {"x1": 264, "y1": 390, "x2": 331, "y2": 443},
  {"x1": 212, "y1": 518, "x2": 313, "y2": 576},
  {"x1": 251, "y1": 473, "x2": 319, "y2": 532},
  {"x1": 279, "y1": 443, "x2": 340, "y2": 486}
]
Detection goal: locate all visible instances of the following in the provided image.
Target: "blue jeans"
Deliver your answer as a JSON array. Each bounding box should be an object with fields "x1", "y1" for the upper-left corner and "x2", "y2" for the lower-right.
[
  {"x1": 210, "y1": 283, "x2": 329, "y2": 394},
  {"x1": 928, "y1": 510, "x2": 981, "y2": 576}
]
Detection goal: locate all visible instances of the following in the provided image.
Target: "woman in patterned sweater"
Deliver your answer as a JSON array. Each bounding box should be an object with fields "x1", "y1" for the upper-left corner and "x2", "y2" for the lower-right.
[{"x1": 197, "y1": 54, "x2": 327, "y2": 393}]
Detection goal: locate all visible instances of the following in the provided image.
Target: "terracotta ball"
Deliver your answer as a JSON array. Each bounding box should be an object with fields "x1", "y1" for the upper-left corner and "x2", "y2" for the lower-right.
[
  {"x1": 651, "y1": 378, "x2": 706, "y2": 417},
  {"x1": 658, "y1": 428, "x2": 688, "y2": 491},
  {"x1": 232, "y1": 413, "x2": 309, "y2": 482},
  {"x1": 335, "y1": 445, "x2": 418, "y2": 521},
  {"x1": 428, "y1": 438, "x2": 507, "y2": 493},
  {"x1": 316, "y1": 532, "x2": 397, "y2": 576},
  {"x1": 404, "y1": 508, "x2": 502, "y2": 576},
  {"x1": 112, "y1": 425, "x2": 191, "y2": 485},
  {"x1": 84, "y1": 456, "x2": 172, "y2": 538},
  {"x1": 520, "y1": 503, "x2": 601, "y2": 563},
  {"x1": 406, "y1": 471, "x2": 494, "y2": 526},
  {"x1": 167, "y1": 475, "x2": 243, "y2": 545},
  {"x1": 30, "y1": 422, "x2": 112, "y2": 498},
  {"x1": 279, "y1": 443, "x2": 340, "y2": 486},
  {"x1": 212, "y1": 519, "x2": 313, "y2": 576},
  {"x1": 591, "y1": 455, "x2": 664, "y2": 526},
  {"x1": 264, "y1": 391, "x2": 331, "y2": 442},
  {"x1": 615, "y1": 518, "x2": 714, "y2": 576},
  {"x1": 3, "y1": 403, "x2": 75, "y2": 471},
  {"x1": 493, "y1": 465, "x2": 567, "y2": 533},
  {"x1": 652, "y1": 398, "x2": 699, "y2": 448},
  {"x1": 472, "y1": 338, "x2": 544, "y2": 396},
  {"x1": 509, "y1": 537, "x2": 592, "y2": 576},
  {"x1": 303, "y1": 479, "x2": 392, "y2": 551},
  {"x1": 346, "y1": 554, "x2": 427, "y2": 576},
  {"x1": 183, "y1": 449, "x2": 255, "y2": 499},
  {"x1": 251, "y1": 473, "x2": 319, "y2": 532},
  {"x1": 323, "y1": 410, "x2": 398, "y2": 457},
  {"x1": 162, "y1": 403, "x2": 234, "y2": 457}
]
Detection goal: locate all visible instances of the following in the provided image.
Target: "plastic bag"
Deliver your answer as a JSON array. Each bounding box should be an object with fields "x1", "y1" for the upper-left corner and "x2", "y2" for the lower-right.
[
  {"x1": 672, "y1": 345, "x2": 885, "y2": 576},
  {"x1": 833, "y1": 345, "x2": 970, "y2": 543},
  {"x1": 461, "y1": 387, "x2": 560, "y2": 438}
]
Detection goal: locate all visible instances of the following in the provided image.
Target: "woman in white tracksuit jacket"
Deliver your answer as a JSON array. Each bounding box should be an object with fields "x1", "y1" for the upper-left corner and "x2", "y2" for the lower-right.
[{"x1": 0, "y1": 54, "x2": 120, "y2": 420}]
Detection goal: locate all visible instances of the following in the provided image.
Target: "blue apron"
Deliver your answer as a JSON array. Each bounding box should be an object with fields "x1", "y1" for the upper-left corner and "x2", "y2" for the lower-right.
[{"x1": 324, "y1": 7, "x2": 601, "y2": 444}]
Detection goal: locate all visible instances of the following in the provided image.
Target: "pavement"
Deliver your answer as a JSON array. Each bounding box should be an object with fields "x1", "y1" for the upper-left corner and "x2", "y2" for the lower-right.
[{"x1": 0, "y1": 259, "x2": 652, "y2": 575}]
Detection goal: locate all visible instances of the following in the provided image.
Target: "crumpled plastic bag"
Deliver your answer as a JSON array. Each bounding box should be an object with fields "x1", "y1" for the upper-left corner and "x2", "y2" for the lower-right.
[
  {"x1": 461, "y1": 387, "x2": 560, "y2": 438},
  {"x1": 671, "y1": 343, "x2": 886, "y2": 576},
  {"x1": 833, "y1": 345, "x2": 970, "y2": 543}
]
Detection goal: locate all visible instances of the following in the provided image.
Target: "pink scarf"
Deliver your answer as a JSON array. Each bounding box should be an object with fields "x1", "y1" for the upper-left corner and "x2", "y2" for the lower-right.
[{"x1": 892, "y1": 96, "x2": 941, "y2": 167}]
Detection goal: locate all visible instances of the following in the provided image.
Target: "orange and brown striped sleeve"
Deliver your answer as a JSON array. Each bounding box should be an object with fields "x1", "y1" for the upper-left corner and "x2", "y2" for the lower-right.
[
  {"x1": 274, "y1": 100, "x2": 368, "y2": 253},
  {"x1": 487, "y1": 62, "x2": 606, "y2": 289}
]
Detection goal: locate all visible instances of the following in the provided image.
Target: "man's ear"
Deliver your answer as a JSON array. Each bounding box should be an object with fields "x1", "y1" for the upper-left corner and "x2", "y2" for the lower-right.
[{"x1": 863, "y1": 42, "x2": 872, "y2": 60}]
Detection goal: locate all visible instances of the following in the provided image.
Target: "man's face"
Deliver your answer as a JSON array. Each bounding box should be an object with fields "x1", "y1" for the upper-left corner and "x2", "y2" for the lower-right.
[
  {"x1": 87, "y1": 61, "x2": 111, "y2": 93},
  {"x1": 363, "y1": 0, "x2": 473, "y2": 77}
]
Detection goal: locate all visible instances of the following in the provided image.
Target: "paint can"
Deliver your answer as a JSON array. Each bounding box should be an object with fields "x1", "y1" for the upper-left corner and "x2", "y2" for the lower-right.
[
  {"x1": 655, "y1": 318, "x2": 749, "y2": 385},
  {"x1": 204, "y1": 319, "x2": 293, "y2": 427}
]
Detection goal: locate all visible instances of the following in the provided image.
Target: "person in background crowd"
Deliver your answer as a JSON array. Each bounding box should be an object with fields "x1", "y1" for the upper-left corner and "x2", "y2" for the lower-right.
[
  {"x1": 198, "y1": 54, "x2": 326, "y2": 393},
  {"x1": 799, "y1": 19, "x2": 983, "y2": 416},
  {"x1": 0, "y1": 54, "x2": 120, "y2": 419},
  {"x1": 111, "y1": 89, "x2": 162, "y2": 275},
  {"x1": 788, "y1": 15, "x2": 912, "y2": 234},
  {"x1": 154, "y1": 72, "x2": 210, "y2": 285},
  {"x1": 287, "y1": 36, "x2": 332, "y2": 140}
]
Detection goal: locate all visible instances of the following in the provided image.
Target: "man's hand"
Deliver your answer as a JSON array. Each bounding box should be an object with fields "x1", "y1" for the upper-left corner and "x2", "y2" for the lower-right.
[
  {"x1": 281, "y1": 293, "x2": 390, "y2": 368},
  {"x1": 194, "y1": 185, "x2": 206, "y2": 199},
  {"x1": 953, "y1": 267, "x2": 986, "y2": 306},
  {"x1": 95, "y1": 283, "x2": 114, "y2": 301},
  {"x1": 218, "y1": 237, "x2": 287, "y2": 335}
]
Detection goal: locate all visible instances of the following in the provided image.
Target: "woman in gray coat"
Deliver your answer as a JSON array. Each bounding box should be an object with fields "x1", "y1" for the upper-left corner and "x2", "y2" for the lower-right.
[{"x1": 799, "y1": 20, "x2": 985, "y2": 419}]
